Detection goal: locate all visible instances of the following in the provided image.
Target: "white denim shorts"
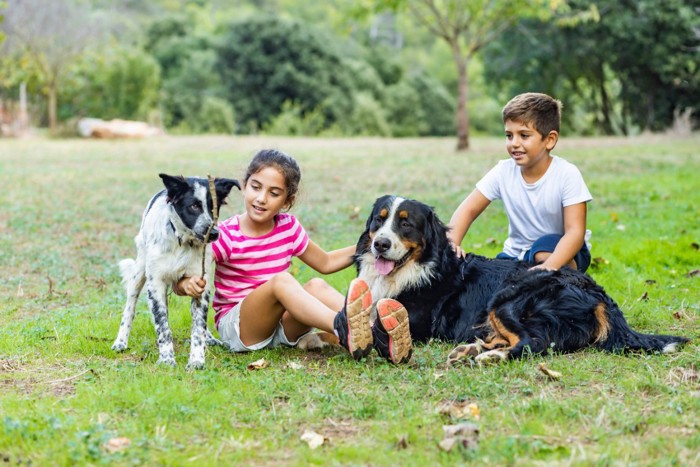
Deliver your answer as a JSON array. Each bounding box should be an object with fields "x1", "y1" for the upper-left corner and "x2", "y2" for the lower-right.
[{"x1": 217, "y1": 301, "x2": 311, "y2": 352}]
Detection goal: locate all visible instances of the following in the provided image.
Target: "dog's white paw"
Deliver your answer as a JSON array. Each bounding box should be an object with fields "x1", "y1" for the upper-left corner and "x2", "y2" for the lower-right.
[
  {"x1": 186, "y1": 359, "x2": 205, "y2": 371},
  {"x1": 112, "y1": 341, "x2": 128, "y2": 352},
  {"x1": 446, "y1": 342, "x2": 483, "y2": 366},
  {"x1": 475, "y1": 349, "x2": 509, "y2": 366}
]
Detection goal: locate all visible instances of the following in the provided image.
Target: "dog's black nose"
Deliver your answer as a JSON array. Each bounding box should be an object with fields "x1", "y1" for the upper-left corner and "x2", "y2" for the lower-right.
[
  {"x1": 374, "y1": 237, "x2": 391, "y2": 253},
  {"x1": 208, "y1": 227, "x2": 219, "y2": 242}
]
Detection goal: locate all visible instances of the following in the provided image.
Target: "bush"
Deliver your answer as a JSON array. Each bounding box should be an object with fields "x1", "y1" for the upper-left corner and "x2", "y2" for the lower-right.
[
  {"x1": 61, "y1": 46, "x2": 161, "y2": 121},
  {"x1": 216, "y1": 16, "x2": 356, "y2": 132},
  {"x1": 339, "y1": 92, "x2": 391, "y2": 137},
  {"x1": 384, "y1": 80, "x2": 428, "y2": 137},
  {"x1": 262, "y1": 100, "x2": 326, "y2": 136},
  {"x1": 407, "y1": 72, "x2": 454, "y2": 136}
]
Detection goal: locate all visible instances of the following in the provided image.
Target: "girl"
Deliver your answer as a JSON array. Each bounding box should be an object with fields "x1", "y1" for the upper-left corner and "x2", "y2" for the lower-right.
[{"x1": 174, "y1": 149, "x2": 408, "y2": 362}]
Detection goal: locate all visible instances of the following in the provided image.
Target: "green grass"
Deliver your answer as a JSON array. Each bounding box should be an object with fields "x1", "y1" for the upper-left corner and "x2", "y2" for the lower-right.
[{"x1": 1, "y1": 134, "x2": 698, "y2": 465}]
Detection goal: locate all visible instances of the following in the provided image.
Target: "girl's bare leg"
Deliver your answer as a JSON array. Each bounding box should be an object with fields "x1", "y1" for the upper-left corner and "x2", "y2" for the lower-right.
[
  {"x1": 280, "y1": 278, "x2": 345, "y2": 340},
  {"x1": 238, "y1": 272, "x2": 337, "y2": 345}
]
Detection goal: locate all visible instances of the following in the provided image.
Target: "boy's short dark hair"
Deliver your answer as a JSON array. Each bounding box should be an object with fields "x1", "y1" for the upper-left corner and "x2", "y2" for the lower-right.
[{"x1": 502, "y1": 92, "x2": 562, "y2": 136}]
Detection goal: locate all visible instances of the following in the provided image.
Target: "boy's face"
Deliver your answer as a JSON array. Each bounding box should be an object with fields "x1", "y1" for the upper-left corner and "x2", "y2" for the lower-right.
[{"x1": 504, "y1": 119, "x2": 558, "y2": 172}]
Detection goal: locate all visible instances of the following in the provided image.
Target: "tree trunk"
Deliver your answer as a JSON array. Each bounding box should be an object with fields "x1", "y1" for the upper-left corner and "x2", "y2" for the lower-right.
[
  {"x1": 452, "y1": 41, "x2": 470, "y2": 151},
  {"x1": 48, "y1": 79, "x2": 57, "y2": 131}
]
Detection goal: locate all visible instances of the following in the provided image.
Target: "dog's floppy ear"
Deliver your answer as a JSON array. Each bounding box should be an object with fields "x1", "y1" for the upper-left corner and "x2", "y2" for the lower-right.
[
  {"x1": 421, "y1": 201, "x2": 449, "y2": 249},
  {"x1": 214, "y1": 178, "x2": 241, "y2": 208},
  {"x1": 159, "y1": 173, "x2": 189, "y2": 203}
]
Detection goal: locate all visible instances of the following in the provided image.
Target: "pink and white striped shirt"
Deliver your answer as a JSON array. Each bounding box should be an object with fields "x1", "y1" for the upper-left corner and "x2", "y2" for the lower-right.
[{"x1": 211, "y1": 213, "x2": 309, "y2": 328}]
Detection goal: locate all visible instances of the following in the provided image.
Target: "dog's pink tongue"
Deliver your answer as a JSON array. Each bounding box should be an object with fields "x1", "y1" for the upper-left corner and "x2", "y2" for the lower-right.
[{"x1": 375, "y1": 257, "x2": 395, "y2": 276}]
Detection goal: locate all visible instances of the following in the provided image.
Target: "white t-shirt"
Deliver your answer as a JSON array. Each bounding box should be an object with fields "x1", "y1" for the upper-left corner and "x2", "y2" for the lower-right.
[{"x1": 476, "y1": 155, "x2": 592, "y2": 258}]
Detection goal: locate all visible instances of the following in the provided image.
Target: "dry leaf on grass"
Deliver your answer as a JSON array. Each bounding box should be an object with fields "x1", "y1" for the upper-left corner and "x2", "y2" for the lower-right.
[
  {"x1": 104, "y1": 437, "x2": 131, "y2": 453},
  {"x1": 686, "y1": 269, "x2": 700, "y2": 278},
  {"x1": 300, "y1": 430, "x2": 326, "y2": 449},
  {"x1": 436, "y1": 400, "x2": 480, "y2": 420},
  {"x1": 286, "y1": 361, "x2": 303, "y2": 370},
  {"x1": 537, "y1": 362, "x2": 562, "y2": 381},
  {"x1": 439, "y1": 422, "x2": 479, "y2": 452},
  {"x1": 667, "y1": 367, "x2": 699, "y2": 386},
  {"x1": 637, "y1": 291, "x2": 649, "y2": 301},
  {"x1": 246, "y1": 358, "x2": 269, "y2": 370}
]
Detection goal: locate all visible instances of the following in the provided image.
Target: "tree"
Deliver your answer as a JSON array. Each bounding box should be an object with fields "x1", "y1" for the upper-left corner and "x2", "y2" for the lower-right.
[
  {"x1": 361, "y1": 0, "x2": 556, "y2": 150},
  {"x1": 216, "y1": 16, "x2": 356, "y2": 132},
  {"x1": 482, "y1": 0, "x2": 700, "y2": 134},
  {"x1": 1, "y1": 0, "x2": 104, "y2": 130}
]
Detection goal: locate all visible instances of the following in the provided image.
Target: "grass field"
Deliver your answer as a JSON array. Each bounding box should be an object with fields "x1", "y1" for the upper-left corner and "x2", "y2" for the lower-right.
[{"x1": 1, "y1": 134, "x2": 698, "y2": 465}]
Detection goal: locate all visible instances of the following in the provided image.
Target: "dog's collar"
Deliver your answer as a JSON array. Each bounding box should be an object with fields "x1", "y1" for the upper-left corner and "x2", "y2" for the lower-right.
[{"x1": 168, "y1": 220, "x2": 183, "y2": 247}]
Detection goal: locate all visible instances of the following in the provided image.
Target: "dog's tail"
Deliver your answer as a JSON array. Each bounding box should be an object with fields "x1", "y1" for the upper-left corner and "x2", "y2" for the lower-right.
[
  {"x1": 603, "y1": 305, "x2": 689, "y2": 354},
  {"x1": 119, "y1": 258, "x2": 136, "y2": 283}
]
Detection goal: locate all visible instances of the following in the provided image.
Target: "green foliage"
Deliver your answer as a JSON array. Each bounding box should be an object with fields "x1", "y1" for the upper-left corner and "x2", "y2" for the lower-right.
[
  {"x1": 383, "y1": 79, "x2": 427, "y2": 137},
  {"x1": 405, "y1": 72, "x2": 454, "y2": 136},
  {"x1": 262, "y1": 100, "x2": 327, "y2": 136},
  {"x1": 340, "y1": 92, "x2": 391, "y2": 136},
  {"x1": 60, "y1": 46, "x2": 161, "y2": 121},
  {"x1": 482, "y1": 0, "x2": 700, "y2": 134},
  {"x1": 145, "y1": 14, "x2": 231, "y2": 133},
  {"x1": 216, "y1": 16, "x2": 356, "y2": 132}
]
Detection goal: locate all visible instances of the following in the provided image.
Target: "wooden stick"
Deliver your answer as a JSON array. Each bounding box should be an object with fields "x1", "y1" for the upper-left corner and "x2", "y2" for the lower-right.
[{"x1": 201, "y1": 175, "x2": 219, "y2": 277}]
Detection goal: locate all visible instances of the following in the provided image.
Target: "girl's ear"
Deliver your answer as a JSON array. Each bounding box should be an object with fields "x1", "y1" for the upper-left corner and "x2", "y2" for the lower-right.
[
  {"x1": 282, "y1": 194, "x2": 295, "y2": 211},
  {"x1": 545, "y1": 130, "x2": 559, "y2": 150}
]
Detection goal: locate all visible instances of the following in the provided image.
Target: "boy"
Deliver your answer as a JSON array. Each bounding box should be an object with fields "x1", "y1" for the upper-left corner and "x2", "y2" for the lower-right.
[{"x1": 448, "y1": 92, "x2": 592, "y2": 272}]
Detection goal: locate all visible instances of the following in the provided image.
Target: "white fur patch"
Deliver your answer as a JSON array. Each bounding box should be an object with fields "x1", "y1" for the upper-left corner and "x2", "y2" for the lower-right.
[{"x1": 358, "y1": 197, "x2": 436, "y2": 320}]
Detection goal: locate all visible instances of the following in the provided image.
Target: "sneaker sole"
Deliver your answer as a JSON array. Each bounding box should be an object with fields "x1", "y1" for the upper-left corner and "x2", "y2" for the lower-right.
[
  {"x1": 346, "y1": 278, "x2": 373, "y2": 360},
  {"x1": 377, "y1": 298, "x2": 412, "y2": 364}
]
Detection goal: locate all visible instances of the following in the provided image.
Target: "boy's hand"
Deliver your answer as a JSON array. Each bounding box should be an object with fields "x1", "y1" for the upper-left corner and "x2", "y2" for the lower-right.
[
  {"x1": 529, "y1": 263, "x2": 557, "y2": 272},
  {"x1": 174, "y1": 276, "x2": 207, "y2": 299}
]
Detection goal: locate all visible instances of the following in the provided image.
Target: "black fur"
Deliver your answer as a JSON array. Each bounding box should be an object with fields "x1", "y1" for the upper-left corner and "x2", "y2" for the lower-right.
[{"x1": 355, "y1": 195, "x2": 689, "y2": 360}]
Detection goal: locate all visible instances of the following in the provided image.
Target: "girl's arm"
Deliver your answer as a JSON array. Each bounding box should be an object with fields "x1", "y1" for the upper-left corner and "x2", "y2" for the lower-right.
[
  {"x1": 298, "y1": 241, "x2": 356, "y2": 275},
  {"x1": 536, "y1": 202, "x2": 587, "y2": 270}
]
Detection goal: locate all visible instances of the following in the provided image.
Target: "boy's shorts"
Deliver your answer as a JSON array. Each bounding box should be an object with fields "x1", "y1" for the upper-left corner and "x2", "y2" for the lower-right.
[
  {"x1": 217, "y1": 301, "x2": 312, "y2": 352},
  {"x1": 496, "y1": 234, "x2": 591, "y2": 272}
]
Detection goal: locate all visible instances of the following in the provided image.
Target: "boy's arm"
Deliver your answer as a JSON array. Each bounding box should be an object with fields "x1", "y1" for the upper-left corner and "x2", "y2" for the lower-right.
[
  {"x1": 299, "y1": 241, "x2": 356, "y2": 275},
  {"x1": 448, "y1": 189, "x2": 491, "y2": 255},
  {"x1": 536, "y1": 202, "x2": 587, "y2": 270}
]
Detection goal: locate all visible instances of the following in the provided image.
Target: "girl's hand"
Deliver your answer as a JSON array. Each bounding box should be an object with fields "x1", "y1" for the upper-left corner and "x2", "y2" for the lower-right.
[
  {"x1": 449, "y1": 240, "x2": 466, "y2": 258},
  {"x1": 173, "y1": 276, "x2": 207, "y2": 299}
]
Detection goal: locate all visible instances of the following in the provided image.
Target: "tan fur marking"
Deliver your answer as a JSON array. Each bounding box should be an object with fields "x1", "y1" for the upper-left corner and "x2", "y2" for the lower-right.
[
  {"x1": 399, "y1": 210, "x2": 409, "y2": 219},
  {"x1": 487, "y1": 310, "x2": 521, "y2": 349},
  {"x1": 593, "y1": 302, "x2": 610, "y2": 343},
  {"x1": 380, "y1": 208, "x2": 388, "y2": 218}
]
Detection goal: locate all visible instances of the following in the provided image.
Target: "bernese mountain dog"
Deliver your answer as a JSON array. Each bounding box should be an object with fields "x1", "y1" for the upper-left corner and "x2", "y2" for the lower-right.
[{"x1": 355, "y1": 195, "x2": 688, "y2": 365}]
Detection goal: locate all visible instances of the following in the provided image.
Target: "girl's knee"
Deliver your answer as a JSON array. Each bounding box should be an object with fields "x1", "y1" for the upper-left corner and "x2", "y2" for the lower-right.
[
  {"x1": 303, "y1": 277, "x2": 330, "y2": 295},
  {"x1": 270, "y1": 271, "x2": 299, "y2": 290}
]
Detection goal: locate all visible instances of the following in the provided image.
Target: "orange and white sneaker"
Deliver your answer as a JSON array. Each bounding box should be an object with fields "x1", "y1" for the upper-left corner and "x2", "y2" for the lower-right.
[
  {"x1": 373, "y1": 298, "x2": 412, "y2": 364},
  {"x1": 333, "y1": 278, "x2": 373, "y2": 360}
]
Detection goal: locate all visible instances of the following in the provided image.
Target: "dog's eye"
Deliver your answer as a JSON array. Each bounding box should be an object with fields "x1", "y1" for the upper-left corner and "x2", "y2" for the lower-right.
[
  {"x1": 374, "y1": 216, "x2": 384, "y2": 225},
  {"x1": 191, "y1": 202, "x2": 202, "y2": 212},
  {"x1": 401, "y1": 220, "x2": 411, "y2": 229}
]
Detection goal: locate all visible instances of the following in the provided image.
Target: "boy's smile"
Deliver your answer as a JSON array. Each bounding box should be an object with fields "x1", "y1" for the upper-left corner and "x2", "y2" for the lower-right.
[{"x1": 505, "y1": 119, "x2": 558, "y2": 181}]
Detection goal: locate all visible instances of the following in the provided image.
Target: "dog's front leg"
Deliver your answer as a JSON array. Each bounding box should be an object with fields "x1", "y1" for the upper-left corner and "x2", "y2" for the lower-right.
[
  {"x1": 186, "y1": 292, "x2": 209, "y2": 370},
  {"x1": 147, "y1": 280, "x2": 176, "y2": 366}
]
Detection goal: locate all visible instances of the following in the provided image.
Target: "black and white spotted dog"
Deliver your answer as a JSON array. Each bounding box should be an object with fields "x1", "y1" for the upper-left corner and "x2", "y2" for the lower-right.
[
  {"x1": 355, "y1": 195, "x2": 688, "y2": 364},
  {"x1": 112, "y1": 173, "x2": 240, "y2": 369}
]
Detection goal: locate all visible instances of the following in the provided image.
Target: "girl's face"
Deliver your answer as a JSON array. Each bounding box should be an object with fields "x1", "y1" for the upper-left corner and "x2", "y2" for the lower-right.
[
  {"x1": 504, "y1": 119, "x2": 558, "y2": 172},
  {"x1": 242, "y1": 166, "x2": 289, "y2": 226}
]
